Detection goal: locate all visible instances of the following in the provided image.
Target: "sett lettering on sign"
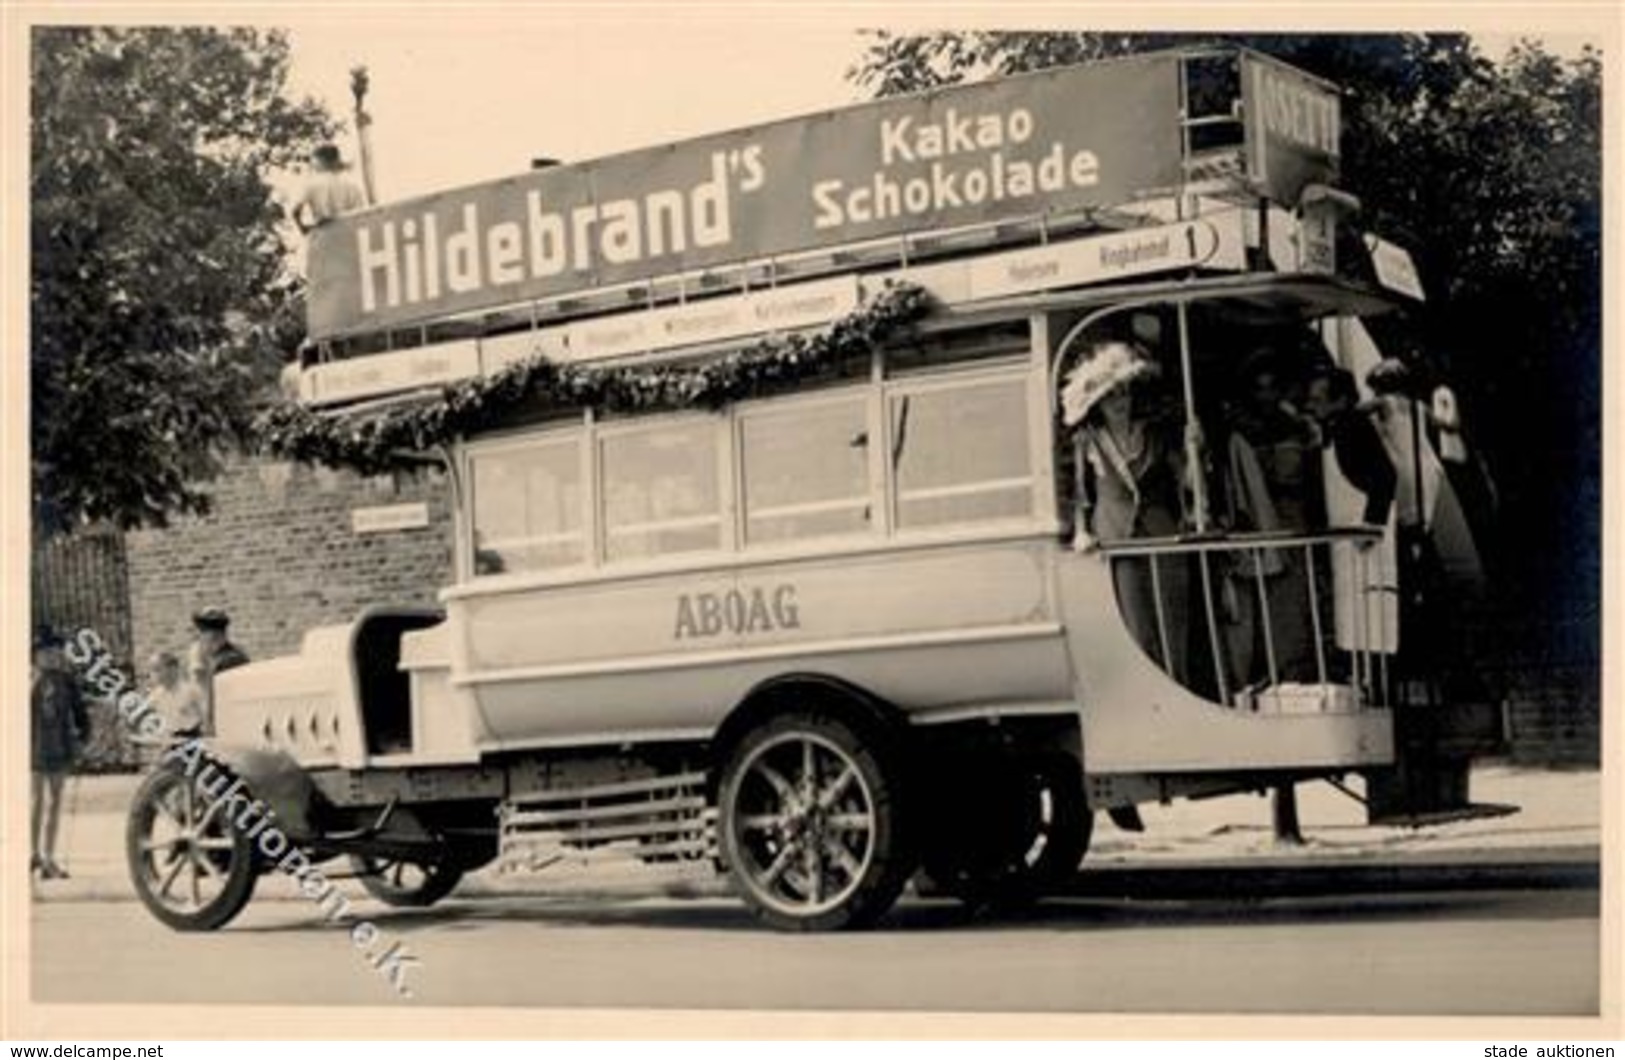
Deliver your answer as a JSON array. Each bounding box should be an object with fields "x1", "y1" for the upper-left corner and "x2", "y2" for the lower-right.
[
  {"x1": 674, "y1": 585, "x2": 801, "y2": 640},
  {"x1": 1248, "y1": 64, "x2": 1339, "y2": 158},
  {"x1": 1259, "y1": 70, "x2": 1339, "y2": 156}
]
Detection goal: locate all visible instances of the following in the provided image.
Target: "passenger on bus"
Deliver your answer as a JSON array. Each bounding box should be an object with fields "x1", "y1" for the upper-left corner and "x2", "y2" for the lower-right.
[
  {"x1": 1221, "y1": 349, "x2": 1320, "y2": 689},
  {"x1": 1303, "y1": 366, "x2": 1396, "y2": 528},
  {"x1": 1064, "y1": 340, "x2": 1194, "y2": 685},
  {"x1": 294, "y1": 143, "x2": 366, "y2": 234}
]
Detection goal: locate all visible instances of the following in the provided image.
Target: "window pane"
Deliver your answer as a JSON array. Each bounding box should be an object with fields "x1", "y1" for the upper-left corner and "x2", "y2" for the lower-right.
[
  {"x1": 602, "y1": 421, "x2": 721, "y2": 560},
  {"x1": 892, "y1": 379, "x2": 1033, "y2": 529},
  {"x1": 742, "y1": 400, "x2": 870, "y2": 545},
  {"x1": 471, "y1": 439, "x2": 584, "y2": 575}
]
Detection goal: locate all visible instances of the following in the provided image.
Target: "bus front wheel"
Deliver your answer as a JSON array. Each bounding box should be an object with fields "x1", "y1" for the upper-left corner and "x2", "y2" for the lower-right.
[
  {"x1": 718, "y1": 711, "x2": 913, "y2": 931},
  {"x1": 126, "y1": 764, "x2": 258, "y2": 931}
]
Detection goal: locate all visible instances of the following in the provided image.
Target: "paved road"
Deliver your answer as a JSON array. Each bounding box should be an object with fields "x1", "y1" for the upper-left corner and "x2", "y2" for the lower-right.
[{"x1": 31, "y1": 888, "x2": 1599, "y2": 1014}]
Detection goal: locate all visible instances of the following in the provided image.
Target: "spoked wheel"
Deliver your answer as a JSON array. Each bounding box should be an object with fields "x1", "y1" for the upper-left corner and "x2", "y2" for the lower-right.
[
  {"x1": 126, "y1": 766, "x2": 257, "y2": 931},
  {"x1": 350, "y1": 855, "x2": 464, "y2": 908},
  {"x1": 919, "y1": 752, "x2": 1092, "y2": 908},
  {"x1": 719, "y1": 712, "x2": 913, "y2": 931}
]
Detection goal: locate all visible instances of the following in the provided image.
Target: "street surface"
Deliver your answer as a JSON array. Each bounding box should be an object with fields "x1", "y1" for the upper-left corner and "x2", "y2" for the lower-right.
[{"x1": 32, "y1": 887, "x2": 1598, "y2": 1014}]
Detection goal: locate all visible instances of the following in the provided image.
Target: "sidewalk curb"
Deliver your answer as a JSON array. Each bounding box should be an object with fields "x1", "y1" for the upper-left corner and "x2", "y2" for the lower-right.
[{"x1": 1061, "y1": 845, "x2": 1601, "y2": 900}]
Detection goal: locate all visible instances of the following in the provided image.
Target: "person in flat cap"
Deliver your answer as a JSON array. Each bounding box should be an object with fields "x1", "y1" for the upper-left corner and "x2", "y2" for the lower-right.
[
  {"x1": 1063, "y1": 340, "x2": 1195, "y2": 685},
  {"x1": 293, "y1": 142, "x2": 366, "y2": 234},
  {"x1": 187, "y1": 608, "x2": 250, "y2": 736},
  {"x1": 31, "y1": 626, "x2": 87, "y2": 879}
]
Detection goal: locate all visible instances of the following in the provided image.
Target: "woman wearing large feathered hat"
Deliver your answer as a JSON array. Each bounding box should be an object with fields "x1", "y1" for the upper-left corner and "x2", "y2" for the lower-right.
[{"x1": 1063, "y1": 340, "x2": 1195, "y2": 684}]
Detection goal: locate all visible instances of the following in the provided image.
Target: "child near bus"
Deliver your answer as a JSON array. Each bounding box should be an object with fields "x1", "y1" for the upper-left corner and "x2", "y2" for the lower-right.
[
  {"x1": 31, "y1": 627, "x2": 87, "y2": 880},
  {"x1": 146, "y1": 650, "x2": 206, "y2": 739}
]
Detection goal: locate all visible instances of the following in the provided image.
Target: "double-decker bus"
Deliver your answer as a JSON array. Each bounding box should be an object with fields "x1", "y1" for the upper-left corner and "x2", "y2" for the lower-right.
[{"x1": 127, "y1": 46, "x2": 1503, "y2": 933}]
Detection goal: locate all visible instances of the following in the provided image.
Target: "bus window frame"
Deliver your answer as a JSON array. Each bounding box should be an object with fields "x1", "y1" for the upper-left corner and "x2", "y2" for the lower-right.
[
  {"x1": 593, "y1": 409, "x2": 735, "y2": 564},
  {"x1": 461, "y1": 413, "x2": 593, "y2": 582},
  {"x1": 733, "y1": 386, "x2": 882, "y2": 551},
  {"x1": 883, "y1": 363, "x2": 1047, "y2": 535}
]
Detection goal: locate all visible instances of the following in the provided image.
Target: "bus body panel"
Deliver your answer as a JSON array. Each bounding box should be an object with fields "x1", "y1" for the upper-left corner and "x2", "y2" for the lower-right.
[{"x1": 449, "y1": 537, "x2": 1076, "y2": 744}]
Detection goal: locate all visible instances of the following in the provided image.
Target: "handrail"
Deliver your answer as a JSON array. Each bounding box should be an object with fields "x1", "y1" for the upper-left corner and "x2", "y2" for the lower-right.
[
  {"x1": 1087, "y1": 526, "x2": 1394, "y2": 711},
  {"x1": 1096, "y1": 526, "x2": 1382, "y2": 558}
]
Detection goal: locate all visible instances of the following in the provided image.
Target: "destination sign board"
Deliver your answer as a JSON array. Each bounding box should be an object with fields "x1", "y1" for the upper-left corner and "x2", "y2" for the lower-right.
[{"x1": 965, "y1": 214, "x2": 1244, "y2": 300}]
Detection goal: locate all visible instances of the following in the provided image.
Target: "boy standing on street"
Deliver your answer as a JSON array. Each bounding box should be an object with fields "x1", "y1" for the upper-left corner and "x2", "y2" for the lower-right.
[{"x1": 31, "y1": 627, "x2": 87, "y2": 879}]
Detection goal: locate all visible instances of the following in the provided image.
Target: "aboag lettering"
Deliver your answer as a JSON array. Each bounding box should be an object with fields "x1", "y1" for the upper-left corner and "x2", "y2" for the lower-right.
[{"x1": 675, "y1": 585, "x2": 801, "y2": 640}]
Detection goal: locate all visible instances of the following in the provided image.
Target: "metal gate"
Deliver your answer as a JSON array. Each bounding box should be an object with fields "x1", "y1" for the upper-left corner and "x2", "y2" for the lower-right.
[{"x1": 31, "y1": 526, "x2": 136, "y2": 769}]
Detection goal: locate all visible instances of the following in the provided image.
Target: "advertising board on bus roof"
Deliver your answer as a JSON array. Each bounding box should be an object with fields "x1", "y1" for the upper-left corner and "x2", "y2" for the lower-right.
[{"x1": 305, "y1": 54, "x2": 1187, "y2": 340}]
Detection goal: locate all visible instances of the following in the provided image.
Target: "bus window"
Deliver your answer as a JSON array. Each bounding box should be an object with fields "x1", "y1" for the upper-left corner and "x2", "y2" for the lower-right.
[
  {"x1": 741, "y1": 397, "x2": 871, "y2": 545},
  {"x1": 601, "y1": 420, "x2": 722, "y2": 561},
  {"x1": 890, "y1": 377, "x2": 1034, "y2": 529},
  {"x1": 469, "y1": 436, "x2": 586, "y2": 575}
]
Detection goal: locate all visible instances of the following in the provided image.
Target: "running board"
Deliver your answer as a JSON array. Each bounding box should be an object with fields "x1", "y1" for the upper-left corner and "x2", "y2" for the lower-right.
[{"x1": 497, "y1": 770, "x2": 717, "y2": 872}]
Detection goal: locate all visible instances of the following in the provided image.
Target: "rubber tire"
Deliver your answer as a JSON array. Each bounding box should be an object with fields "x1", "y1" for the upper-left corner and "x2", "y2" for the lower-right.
[
  {"x1": 719, "y1": 710, "x2": 914, "y2": 932},
  {"x1": 920, "y1": 753, "x2": 1092, "y2": 908},
  {"x1": 126, "y1": 764, "x2": 258, "y2": 932},
  {"x1": 350, "y1": 855, "x2": 464, "y2": 908}
]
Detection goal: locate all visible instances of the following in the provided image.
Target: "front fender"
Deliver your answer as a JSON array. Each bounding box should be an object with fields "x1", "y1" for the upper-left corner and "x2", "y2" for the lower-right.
[{"x1": 154, "y1": 739, "x2": 326, "y2": 842}]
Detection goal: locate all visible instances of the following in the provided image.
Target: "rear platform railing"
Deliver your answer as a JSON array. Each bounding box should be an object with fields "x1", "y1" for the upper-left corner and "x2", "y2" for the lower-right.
[{"x1": 1099, "y1": 528, "x2": 1392, "y2": 713}]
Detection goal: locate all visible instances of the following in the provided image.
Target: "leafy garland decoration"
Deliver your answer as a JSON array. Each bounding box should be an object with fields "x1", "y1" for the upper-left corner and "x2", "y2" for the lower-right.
[{"x1": 256, "y1": 281, "x2": 931, "y2": 475}]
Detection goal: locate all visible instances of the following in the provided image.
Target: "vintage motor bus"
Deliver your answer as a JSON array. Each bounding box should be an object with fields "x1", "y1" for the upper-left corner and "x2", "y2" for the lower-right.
[{"x1": 127, "y1": 47, "x2": 1503, "y2": 933}]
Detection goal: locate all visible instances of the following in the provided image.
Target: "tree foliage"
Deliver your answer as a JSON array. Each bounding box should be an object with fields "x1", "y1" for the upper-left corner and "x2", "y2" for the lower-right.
[
  {"x1": 851, "y1": 32, "x2": 1602, "y2": 632},
  {"x1": 31, "y1": 27, "x2": 335, "y2": 533}
]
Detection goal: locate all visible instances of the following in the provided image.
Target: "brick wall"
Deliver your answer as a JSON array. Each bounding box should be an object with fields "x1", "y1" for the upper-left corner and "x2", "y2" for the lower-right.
[
  {"x1": 1471, "y1": 613, "x2": 1601, "y2": 767},
  {"x1": 1502, "y1": 666, "x2": 1601, "y2": 765},
  {"x1": 125, "y1": 457, "x2": 454, "y2": 670}
]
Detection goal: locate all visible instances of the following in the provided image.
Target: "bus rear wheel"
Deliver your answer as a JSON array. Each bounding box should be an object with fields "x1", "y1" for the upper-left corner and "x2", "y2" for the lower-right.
[
  {"x1": 719, "y1": 711, "x2": 912, "y2": 931},
  {"x1": 920, "y1": 752, "x2": 1091, "y2": 908},
  {"x1": 350, "y1": 855, "x2": 464, "y2": 908}
]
